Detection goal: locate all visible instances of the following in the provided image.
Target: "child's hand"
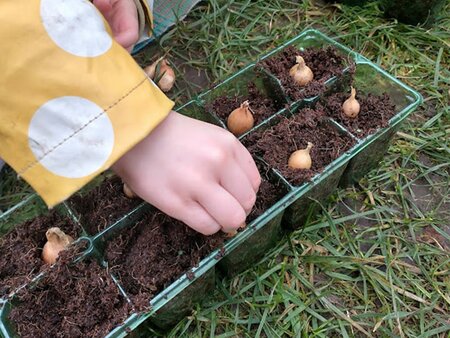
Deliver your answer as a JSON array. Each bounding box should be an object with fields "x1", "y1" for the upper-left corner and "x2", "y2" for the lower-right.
[
  {"x1": 93, "y1": 0, "x2": 139, "y2": 51},
  {"x1": 113, "y1": 111, "x2": 261, "y2": 235}
]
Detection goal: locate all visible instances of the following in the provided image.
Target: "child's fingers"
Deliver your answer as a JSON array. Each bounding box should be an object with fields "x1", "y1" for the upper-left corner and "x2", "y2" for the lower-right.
[
  {"x1": 219, "y1": 163, "x2": 256, "y2": 215},
  {"x1": 233, "y1": 142, "x2": 261, "y2": 192},
  {"x1": 178, "y1": 202, "x2": 223, "y2": 236},
  {"x1": 135, "y1": 185, "x2": 222, "y2": 235},
  {"x1": 196, "y1": 185, "x2": 246, "y2": 233}
]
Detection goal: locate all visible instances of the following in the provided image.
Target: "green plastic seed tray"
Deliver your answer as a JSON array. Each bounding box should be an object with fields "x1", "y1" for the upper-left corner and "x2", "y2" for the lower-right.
[{"x1": 0, "y1": 28, "x2": 422, "y2": 337}]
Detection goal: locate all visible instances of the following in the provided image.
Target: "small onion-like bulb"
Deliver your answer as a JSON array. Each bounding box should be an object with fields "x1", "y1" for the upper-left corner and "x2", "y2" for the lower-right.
[
  {"x1": 226, "y1": 101, "x2": 255, "y2": 136},
  {"x1": 42, "y1": 227, "x2": 74, "y2": 265},
  {"x1": 225, "y1": 223, "x2": 246, "y2": 238},
  {"x1": 342, "y1": 86, "x2": 360, "y2": 118},
  {"x1": 289, "y1": 55, "x2": 314, "y2": 86},
  {"x1": 288, "y1": 142, "x2": 314, "y2": 170},
  {"x1": 144, "y1": 58, "x2": 176, "y2": 92},
  {"x1": 123, "y1": 183, "x2": 137, "y2": 199}
]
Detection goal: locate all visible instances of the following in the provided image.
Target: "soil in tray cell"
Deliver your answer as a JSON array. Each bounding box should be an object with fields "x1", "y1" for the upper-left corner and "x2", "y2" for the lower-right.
[
  {"x1": 0, "y1": 212, "x2": 80, "y2": 297},
  {"x1": 69, "y1": 175, "x2": 142, "y2": 235},
  {"x1": 8, "y1": 249, "x2": 132, "y2": 338},
  {"x1": 206, "y1": 82, "x2": 284, "y2": 126},
  {"x1": 244, "y1": 107, "x2": 355, "y2": 186},
  {"x1": 259, "y1": 46, "x2": 352, "y2": 101},
  {"x1": 320, "y1": 91, "x2": 396, "y2": 138},
  {"x1": 248, "y1": 163, "x2": 288, "y2": 222},
  {"x1": 104, "y1": 211, "x2": 227, "y2": 310}
]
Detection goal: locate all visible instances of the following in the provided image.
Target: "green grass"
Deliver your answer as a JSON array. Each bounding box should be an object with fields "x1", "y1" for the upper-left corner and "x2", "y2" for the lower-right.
[
  {"x1": 0, "y1": 167, "x2": 35, "y2": 214},
  {"x1": 0, "y1": 0, "x2": 448, "y2": 337},
  {"x1": 136, "y1": 0, "x2": 449, "y2": 336}
]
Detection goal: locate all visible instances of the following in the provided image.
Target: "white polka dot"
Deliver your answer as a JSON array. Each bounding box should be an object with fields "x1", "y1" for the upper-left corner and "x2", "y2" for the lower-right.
[
  {"x1": 40, "y1": 0, "x2": 113, "y2": 57},
  {"x1": 28, "y1": 97, "x2": 114, "y2": 178}
]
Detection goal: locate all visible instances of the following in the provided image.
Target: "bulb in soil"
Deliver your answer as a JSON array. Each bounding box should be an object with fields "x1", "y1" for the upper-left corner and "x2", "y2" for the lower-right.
[
  {"x1": 289, "y1": 55, "x2": 314, "y2": 86},
  {"x1": 123, "y1": 183, "x2": 137, "y2": 199},
  {"x1": 288, "y1": 142, "x2": 313, "y2": 170},
  {"x1": 42, "y1": 227, "x2": 74, "y2": 265},
  {"x1": 227, "y1": 101, "x2": 254, "y2": 136},
  {"x1": 342, "y1": 86, "x2": 360, "y2": 118},
  {"x1": 225, "y1": 222, "x2": 246, "y2": 237},
  {"x1": 144, "y1": 58, "x2": 175, "y2": 92}
]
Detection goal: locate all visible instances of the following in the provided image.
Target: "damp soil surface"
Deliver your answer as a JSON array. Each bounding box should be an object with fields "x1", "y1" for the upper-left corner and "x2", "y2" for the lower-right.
[
  {"x1": 243, "y1": 107, "x2": 355, "y2": 186},
  {"x1": 0, "y1": 212, "x2": 80, "y2": 297},
  {"x1": 206, "y1": 82, "x2": 284, "y2": 127},
  {"x1": 69, "y1": 175, "x2": 142, "y2": 235},
  {"x1": 259, "y1": 46, "x2": 352, "y2": 101},
  {"x1": 9, "y1": 249, "x2": 132, "y2": 338},
  {"x1": 248, "y1": 163, "x2": 288, "y2": 222},
  {"x1": 320, "y1": 91, "x2": 396, "y2": 138},
  {"x1": 104, "y1": 211, "x2": 227, "y2": 310}
]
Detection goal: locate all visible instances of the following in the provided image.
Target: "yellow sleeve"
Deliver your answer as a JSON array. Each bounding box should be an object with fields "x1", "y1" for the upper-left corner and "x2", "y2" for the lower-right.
[
  {"x1": 133, "y1": 0, "x2": 152, "y2": 38},
  {"x1": 136, "y1": 0, "x2": 154, "y2": 36},
  {"x1": 0, "y1": 0, "x2": 174, "y2": 207}
]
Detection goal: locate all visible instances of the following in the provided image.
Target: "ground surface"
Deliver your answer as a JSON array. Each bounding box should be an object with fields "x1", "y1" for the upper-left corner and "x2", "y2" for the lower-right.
[{"x1": 0, "y1": 0, "x2": 448, "y2": 337}]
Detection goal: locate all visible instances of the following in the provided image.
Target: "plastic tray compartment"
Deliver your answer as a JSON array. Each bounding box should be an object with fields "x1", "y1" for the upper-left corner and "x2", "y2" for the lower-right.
[
  {"x1": 197, "y1": 64, "x2": 288, "y2": 136},
  {"x1": 257, "y1": 29, "x2": 356, "y2": 105},
  {"x1": 282, "y1": 146, "x2": 352, "y2": 229},
  {"x1": 238, "y1": 103, "x2": 356, "y2": 230},
  {"x1": 337, "y1": 61, "x2": 422, "y2": 186},
  {"x1": 66, "y1": 170, "x2": 151, "y2": 237},
  {"x1": 0, "y1": 239, "x2": 135, "y2": 338},
  {"x1": 0, "y1": 195, "x2": 86, "y2": 299}
]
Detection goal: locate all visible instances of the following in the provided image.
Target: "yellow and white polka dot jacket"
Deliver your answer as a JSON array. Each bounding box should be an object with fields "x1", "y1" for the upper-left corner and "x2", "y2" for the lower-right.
[{"x1": 0, "y1": 0, "x2": 174, "y2": 207}]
